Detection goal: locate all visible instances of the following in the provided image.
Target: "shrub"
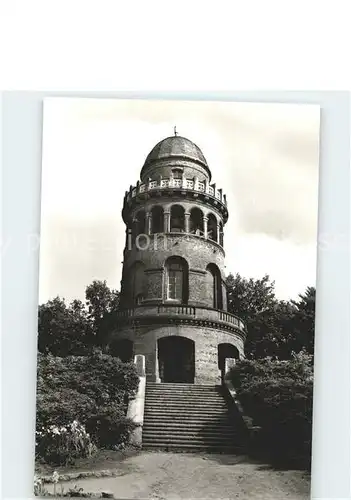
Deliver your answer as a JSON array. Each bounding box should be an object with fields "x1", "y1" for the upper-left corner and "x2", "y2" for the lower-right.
[
  {"x1": 36, "y1": 389, "x2": 97, "y2": 429},
  {"x1": 86, "y1": 403, "x2": 138, "y2": 449},
  {"x1": 36, "y1": 352, "x2": 139, "y2": 465},
  {"x1": 228, "y1": 351, "x2": 313, "y2": 467},
  {"x1": 36, "y1": 420, "x2": 97, "y2": 466}
]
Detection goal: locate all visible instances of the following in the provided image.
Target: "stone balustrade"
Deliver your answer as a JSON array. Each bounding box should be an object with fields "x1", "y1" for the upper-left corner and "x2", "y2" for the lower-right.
[
  {"x1": 114, "y1": 304, "x2": 246, "y2": 337},
  {"x1": 125, "y1": 176, "x2": 227, "y2": 206}
]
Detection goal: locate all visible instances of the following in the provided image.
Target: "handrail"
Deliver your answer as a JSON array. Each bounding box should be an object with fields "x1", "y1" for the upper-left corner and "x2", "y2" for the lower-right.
[
  {"x1": 158, "y1": 304, "x2": 196, "y2": 316},
  {"x1": 125, "y1": 176, "x2": 227, "y2": 207}
]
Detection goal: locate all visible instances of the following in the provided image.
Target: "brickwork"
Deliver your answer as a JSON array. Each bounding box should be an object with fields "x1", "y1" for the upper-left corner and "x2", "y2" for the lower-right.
[{"x1": 109, "y1": 323, "x2": 243, "y2": 385}]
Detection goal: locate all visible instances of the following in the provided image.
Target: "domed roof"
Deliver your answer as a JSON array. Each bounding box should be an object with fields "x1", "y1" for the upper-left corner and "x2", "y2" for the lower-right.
[{"x1": 141, "y1": 135, "x2": 211, "y2": 179}]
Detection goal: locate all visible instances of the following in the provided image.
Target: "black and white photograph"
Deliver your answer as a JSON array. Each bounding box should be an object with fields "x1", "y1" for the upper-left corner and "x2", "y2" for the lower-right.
[{"x1": 34, "y1": 97, "x2": 320, "y2": 499}]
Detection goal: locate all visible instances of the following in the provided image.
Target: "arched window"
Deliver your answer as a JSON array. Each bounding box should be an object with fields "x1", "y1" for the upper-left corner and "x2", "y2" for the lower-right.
[
  {"x1": 170, "y1": 205, "x2": 185, "y2": 232},
  {"x1": 132, "y1": 210, "x2": 146, "y2": 244},
  {"x1": 126, "y1": 261, "x2": 145, "y2": 306},
  {"x1": 189, "y1": 207, "x2": 204, "y2": 236},
  {"x1": 135, "y1": 293, "x2": 143, "y2": 305},
  {"x1": 151, "y1": 205, "x2": 164, "y2": 234},
  {"x1": 165, "y1": 257, "x2": 188, "y2": 303},
  {"x1": 206, "y1": 264, "x2": 223, "y2": 309},
  {"x1": 219, "y1": 222, "x2": 224, "y2": 246},
  {"x1": 172, "y1": 168, "x2": 183, "y2": 179},
  {"x1": 207, "y1": 213, "x2": 218, "y2": 242}
]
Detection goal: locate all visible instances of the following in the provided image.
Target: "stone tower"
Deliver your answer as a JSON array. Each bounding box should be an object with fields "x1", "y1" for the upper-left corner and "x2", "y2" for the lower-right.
[{"x1": 109, "y1": 133, "x2": 246, "y2": 385}]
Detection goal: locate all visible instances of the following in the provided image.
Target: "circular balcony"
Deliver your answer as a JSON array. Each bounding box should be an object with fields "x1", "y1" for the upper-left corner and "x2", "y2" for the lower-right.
[
  {"x1": 113, "y1": 303, "x2": 246, "y2": 340},
  {"x1": 122, "y1": 176, "x2": 228, "y2": 223}
]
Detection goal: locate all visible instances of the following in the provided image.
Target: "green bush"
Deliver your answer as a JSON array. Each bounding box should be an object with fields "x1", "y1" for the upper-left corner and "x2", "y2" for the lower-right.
[
  {"x1": 36, "y1": 351, "x2": 139, "y2": 465},
  {"x1": 228, "y1": 351, "x2": 313, "y2": 468}
]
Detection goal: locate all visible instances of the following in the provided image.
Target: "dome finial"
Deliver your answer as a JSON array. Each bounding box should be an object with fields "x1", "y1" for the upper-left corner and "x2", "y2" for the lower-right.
[{"x1": 174, "y1": 125, "x2": 178, "y2": 136}]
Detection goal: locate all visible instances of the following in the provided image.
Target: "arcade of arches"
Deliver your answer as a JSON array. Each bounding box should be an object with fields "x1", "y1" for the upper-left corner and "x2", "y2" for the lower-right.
[
  {"x1": 110, "y1": 335, "x2": 240, "y2": 384},
  {"x1": 129, "y1": 204, "x2": 224, "y2": 246}
]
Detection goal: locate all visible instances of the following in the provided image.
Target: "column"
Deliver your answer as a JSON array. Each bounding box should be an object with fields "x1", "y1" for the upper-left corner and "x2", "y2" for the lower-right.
[
  {"x1": 164, "y1": 211, "x2": 170, "y2": 233},
  {"x1": 184, "y1": 212, "x2": 190, "y2": 233},
  {"x1": 146, "y1": 212, "x2": 152, "y2": 235},
  {"x1": 203, "y1": 216, "x2": 208, "y2": 239},
  {"x1": 217, "y1": 223, "x2": 221, "y2": 244}
]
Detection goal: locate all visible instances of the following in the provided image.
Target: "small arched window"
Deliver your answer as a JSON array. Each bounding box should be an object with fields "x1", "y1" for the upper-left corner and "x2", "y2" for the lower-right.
[
  {"x1": 207, "y1": 213, "x2": 218, "y2": 242},
  {"x1": 165, "y1": 257, "x2": 188, "y2": 303},
  {"x1": 132, "y1": 210, "x2": 146, "y2": 244},
  {"x1": 190, "y1": 207, "x2": 204, "y2": 236},
  {"x1": 135, "y1": 293, "x2": 143, "y2": 305},
  {"x1": 151, "y1": 205, "x2": 164, "y2": 234},
  {"x1": 172, "y1": 168, "x2": 183, "y2": 179},
  {"x1": 170, "y1": 205, "x2": 185, "y2": 232},
  {"x1": 219, "y1": 222, "x2": 224, "y2": 246},
  {"x1": 126, "y1": 261, "x2": 145, "y2": 307},
  {"x1": 207, "y1": 264, "x2": 223, "y2": 309}
]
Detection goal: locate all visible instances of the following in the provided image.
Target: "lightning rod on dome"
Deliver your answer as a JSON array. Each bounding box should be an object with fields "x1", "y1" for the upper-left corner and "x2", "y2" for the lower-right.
[{"x1": 174, "y1": 125, "x2": 178, "y2": 136}]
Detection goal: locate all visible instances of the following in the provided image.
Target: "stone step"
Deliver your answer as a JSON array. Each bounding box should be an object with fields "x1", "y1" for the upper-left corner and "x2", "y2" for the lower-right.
[
  {"x1": 147, "y1": 383, "x2": 218, "y2": 388},
  {"x1": 142, "y1": 383, "x2": 244, "y2": 454},
  {"x1": 143, "y1": 433, "x2": 238, "y2": 446},
  {"x1": 142, "y1": 442, "x2": 244, "y2": 453},
  {"x1": 146, "y1": 388, "x2": 221, "y2": 394},
  {"x1": 143, "y1": 420, "x2": 236, "y2": 429},
  {"x1": 146, "y1": 389, "x2": 220, "y2": 394},
  {"x1": 145, "y1": 394, "x2": 225, "y2": 400},
  {"x1": 145, "y1": 390, "x2": 224, "y2": 395},
  {"x1": 143, "y1": 426, "x2": 240, "y2": 439},
  {"x1": 144, "y1": 406, "x2": 229, "y2": 413},
  {"x1": 145, "y1": 393, "x2": 223, "y2": 399},
  {"x1": 144, "y1": 406, "x2": 228, "y2": 414},
  {"x1": 145, "y1": 398, "x2": 228, "y2": 410},
  {"x1": 143, "y1": 418, "x2": 234, "y2": 426}
]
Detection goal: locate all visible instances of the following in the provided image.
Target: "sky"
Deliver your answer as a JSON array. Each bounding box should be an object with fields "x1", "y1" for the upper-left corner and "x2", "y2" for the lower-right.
[{"x1": 39, "y1": 98, "x2": 320, "y2": 304}]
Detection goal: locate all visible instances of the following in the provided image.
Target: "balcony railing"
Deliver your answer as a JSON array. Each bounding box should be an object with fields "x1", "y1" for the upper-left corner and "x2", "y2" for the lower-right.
[
  {"x1": 115, "y1": 304, "x2": 246, "y2": 335},
  {"x1": 125, "y1": 177, "x2": 227, "y2": 206}
]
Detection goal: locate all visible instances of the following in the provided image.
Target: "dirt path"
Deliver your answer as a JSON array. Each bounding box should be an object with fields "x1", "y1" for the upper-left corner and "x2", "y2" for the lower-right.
[{"x1": 45, "y1": 451, "x2": 310, "y2": 500}]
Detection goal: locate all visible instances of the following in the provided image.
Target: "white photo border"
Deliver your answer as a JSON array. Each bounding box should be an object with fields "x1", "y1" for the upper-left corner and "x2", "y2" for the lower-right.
[{"x1": 1, "y1": 91, "x2": 350, "y2": 500}]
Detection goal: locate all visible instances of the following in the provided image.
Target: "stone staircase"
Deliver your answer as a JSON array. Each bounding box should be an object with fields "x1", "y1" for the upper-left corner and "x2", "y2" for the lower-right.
[{"x1": 142, "y1": 382, "x2": 248, "y2": 453}]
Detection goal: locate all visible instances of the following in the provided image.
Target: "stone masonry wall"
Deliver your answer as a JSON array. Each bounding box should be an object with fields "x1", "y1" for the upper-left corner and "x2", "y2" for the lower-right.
[
  {"x1": 109, "y1": 323, "x2": 244, "y2": 385},
  {"x1": 123, "y1": 233, "x2": 226, "y2": 308}
]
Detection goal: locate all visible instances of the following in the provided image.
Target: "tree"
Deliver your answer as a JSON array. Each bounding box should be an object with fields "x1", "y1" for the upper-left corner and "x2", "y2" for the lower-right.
[
  {"x1": 226, "y1": 274, "x2": 315, "y2": 360},
  {"x1": 38, "y1": 281, "x2": 121, "y2": 356},
  {"x1": 287, "y1": 287, "x2": 316, "y2": 355},
  {"x1": 226, "y1": 273, "x2": 277, "y2": 321},
  {"x1": 226, "y1": 273, "x2": 282, "y2": 358},
  {"x1": 85, "y1": 280, "x2": 120, "y2": 345},
  {"x1": 38, "y1": 297, "x2": 93, "y2": 356}
]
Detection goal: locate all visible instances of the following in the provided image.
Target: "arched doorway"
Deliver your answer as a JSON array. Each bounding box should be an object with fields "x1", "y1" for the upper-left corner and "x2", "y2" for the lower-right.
[
  {"x1": 218, "y1": 343, "x2": 239, "y2": 382},
  {"x1": 158, "y1": 336, "x2": 195, "y2": 383}
]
